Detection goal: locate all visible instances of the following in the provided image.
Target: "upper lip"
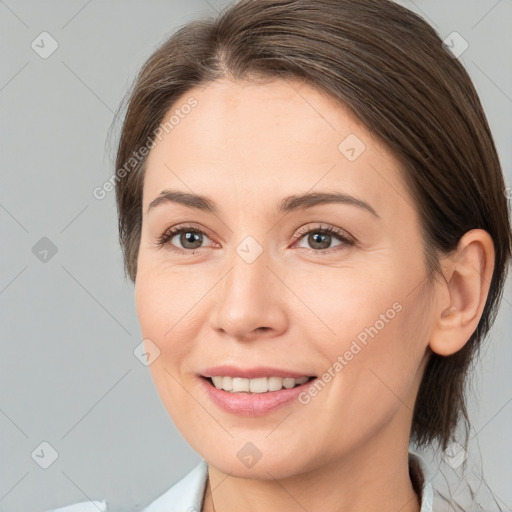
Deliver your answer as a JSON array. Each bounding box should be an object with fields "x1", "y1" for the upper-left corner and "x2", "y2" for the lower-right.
[{"x1": 200, "y1": 365, "x2": 315, "y2": 379}]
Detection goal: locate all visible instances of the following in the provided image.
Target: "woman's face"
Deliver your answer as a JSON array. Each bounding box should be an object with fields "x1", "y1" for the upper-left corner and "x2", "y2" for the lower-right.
[{"x1": 135, "y1": 77, "x2": 434, "y2": 478}]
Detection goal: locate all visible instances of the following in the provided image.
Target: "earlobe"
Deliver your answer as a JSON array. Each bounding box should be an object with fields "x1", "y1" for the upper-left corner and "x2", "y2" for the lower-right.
[{"x1": 428, "y1": 229, "x2": 495, "y2": 357}]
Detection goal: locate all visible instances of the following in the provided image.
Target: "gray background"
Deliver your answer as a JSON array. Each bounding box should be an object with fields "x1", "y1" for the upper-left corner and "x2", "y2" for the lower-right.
[{"x1": 0, "y1": 1, "x2": 510, "y2": 511}]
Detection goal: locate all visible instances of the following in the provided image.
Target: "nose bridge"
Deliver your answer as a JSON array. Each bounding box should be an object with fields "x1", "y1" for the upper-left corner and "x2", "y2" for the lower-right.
[
  {"x1": 221, "y1": 240, "x2": 273, "y2": 316},
  {"x1": 210, "y1": 236, "x2": 286, "y2": 338}
]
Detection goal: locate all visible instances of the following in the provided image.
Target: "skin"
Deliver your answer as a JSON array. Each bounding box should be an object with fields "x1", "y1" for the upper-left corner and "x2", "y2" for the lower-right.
[{"x1": 134, "y1": 77, "x2": 495, "y2": 512}]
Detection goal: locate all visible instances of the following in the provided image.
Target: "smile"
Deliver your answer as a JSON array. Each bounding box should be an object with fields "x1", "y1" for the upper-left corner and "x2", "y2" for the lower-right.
[
  {"x1": 199, "y1": 375, "x2": 318, "y2": 416},
  {"x1": 208, "y1": 375, "x2": 313, "y2": 393}
]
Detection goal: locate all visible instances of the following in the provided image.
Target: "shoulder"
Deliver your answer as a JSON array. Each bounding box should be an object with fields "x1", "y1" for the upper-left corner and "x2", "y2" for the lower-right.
[
  {"x1": 42, "y1": 500, "x2": 109, "y2": 512},
  {"x1": 141, "y1": 459, "x2": 209, "y2": 511},
  {"x1": 42, "y1": 460, "x2": 207, "y2": 512}
]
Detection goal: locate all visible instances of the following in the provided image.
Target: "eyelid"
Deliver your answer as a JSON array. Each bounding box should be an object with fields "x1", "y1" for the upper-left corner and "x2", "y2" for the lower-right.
[{"x1": 292, "y1": 223, "x2": 354, "y2": 243}]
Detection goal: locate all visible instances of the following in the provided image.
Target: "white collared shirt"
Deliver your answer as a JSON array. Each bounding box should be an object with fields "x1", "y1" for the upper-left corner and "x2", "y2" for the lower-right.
[{"x1": 45, "y1": 451, "x2": 433, "y2": 512}]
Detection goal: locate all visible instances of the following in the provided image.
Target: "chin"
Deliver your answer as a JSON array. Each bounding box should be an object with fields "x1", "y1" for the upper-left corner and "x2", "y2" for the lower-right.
[{"x1": 199, "y1": 440, "x2": 314, "y2": 481}]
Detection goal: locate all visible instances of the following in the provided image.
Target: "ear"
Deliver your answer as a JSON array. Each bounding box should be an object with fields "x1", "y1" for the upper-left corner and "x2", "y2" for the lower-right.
[{"x1": 429, "y1": 229, "x2": 495, "y2": 356}]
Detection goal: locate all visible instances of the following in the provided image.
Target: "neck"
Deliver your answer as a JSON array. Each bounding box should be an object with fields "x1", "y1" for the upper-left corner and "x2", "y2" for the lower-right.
[{"x1": 202, "y1": 430, "x2": 421, "y2": 512}]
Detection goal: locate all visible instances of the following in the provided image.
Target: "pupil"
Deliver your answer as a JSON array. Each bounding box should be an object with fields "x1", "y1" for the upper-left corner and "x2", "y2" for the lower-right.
[
  {"x1": 309, "y1": 233, "x2": 330, "y2": 249},
  {"x1": 182, "y1": 231, "x2": 202, "y2": 249}
]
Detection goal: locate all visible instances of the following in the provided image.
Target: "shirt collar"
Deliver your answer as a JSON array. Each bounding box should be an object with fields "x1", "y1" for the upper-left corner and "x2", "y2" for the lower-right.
[
  {"x1": 409, "y1": 451, "x2": 434, "y2": 512},
  {"x1": 142, "y1": 451, "x2": 434, "y2": 511}
]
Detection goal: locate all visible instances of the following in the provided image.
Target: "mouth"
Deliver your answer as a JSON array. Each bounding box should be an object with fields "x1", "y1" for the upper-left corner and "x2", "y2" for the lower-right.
[
  {"x1": 198, "y1": 373, "x2": 318, "y2": 416},
  {"x1": 200, "y1": 375, "x2": 317, "y2": 394}
]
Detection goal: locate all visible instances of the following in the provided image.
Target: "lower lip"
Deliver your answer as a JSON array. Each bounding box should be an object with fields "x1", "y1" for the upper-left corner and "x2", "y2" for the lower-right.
[{"x1": 199, "y1": 376, "x2": 316, "y2": 416}]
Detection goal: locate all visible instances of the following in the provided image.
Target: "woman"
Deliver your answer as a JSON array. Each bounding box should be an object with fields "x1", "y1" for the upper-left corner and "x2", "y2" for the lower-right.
[{"x1": 46, "y1": 0, "x2": 511, "y2": 510}]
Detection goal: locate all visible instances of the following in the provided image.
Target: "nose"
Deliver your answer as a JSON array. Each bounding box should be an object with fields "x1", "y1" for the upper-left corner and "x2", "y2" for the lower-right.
[{"x1": 209, "y1": 243, "x2": 288, "y2": 341}]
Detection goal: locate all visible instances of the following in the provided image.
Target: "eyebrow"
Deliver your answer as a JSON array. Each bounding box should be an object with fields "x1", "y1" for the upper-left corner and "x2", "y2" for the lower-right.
[{"x1": 147, "y1": 189, "x2": 379, "y2": 218}]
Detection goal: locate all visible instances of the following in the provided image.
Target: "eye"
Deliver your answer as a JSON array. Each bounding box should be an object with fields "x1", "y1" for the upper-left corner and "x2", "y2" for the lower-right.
[
  {"x1": 155, "y1": 222, "x2": 355, "y2": 254},
  {"x1": 154, "y1": 224, "x2": 214, "y2": 253},
  {"x1": 292, "y1": 224, "x2": 355, "y2": 252}
]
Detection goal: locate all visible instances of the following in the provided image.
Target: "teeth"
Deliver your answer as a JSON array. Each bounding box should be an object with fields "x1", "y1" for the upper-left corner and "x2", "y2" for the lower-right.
[{"x1": 210, "y1": 376, "x2": 310, "y2": 393}]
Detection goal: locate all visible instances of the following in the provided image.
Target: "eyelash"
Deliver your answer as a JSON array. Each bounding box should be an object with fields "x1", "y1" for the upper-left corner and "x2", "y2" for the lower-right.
[{"x1": 154, "y1": 223, "x2": 355, "y2": 254}]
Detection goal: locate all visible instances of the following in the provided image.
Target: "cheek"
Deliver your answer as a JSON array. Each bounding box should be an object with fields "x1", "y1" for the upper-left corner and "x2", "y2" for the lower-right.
[
  {"x1": 135, "y1": 264, "x2": 206, "y2": 348},
  {"x1": 291, "y1": 260, "x2": 429, "y2": 412},
  {"x1": 287, "y1": 263, "x2": 405, "y2": 353},
  {"x1": 135, "y1": 269, "x2": 205, "y2": 431},
  {"x1": 134, "y1": 267, "x2": 200, "y2": 412}
]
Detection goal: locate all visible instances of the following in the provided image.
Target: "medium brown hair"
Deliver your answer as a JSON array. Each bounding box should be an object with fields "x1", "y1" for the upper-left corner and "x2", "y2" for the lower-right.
[{"x1": 113, "y1": 0, "x2": 512, "y2": 451}]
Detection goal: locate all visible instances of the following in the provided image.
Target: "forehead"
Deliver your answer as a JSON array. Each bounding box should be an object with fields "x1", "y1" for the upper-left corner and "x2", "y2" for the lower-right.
[{"x1": 142, "y1": 78, "x2": 410, "y2": 218}]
